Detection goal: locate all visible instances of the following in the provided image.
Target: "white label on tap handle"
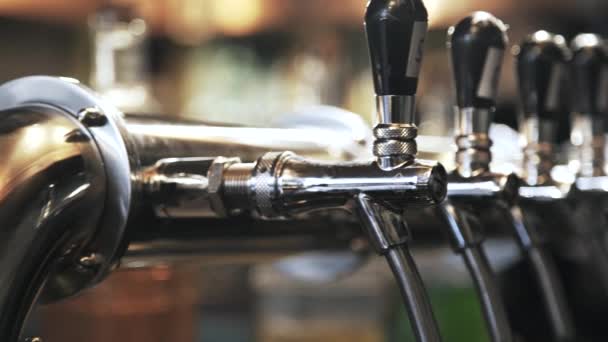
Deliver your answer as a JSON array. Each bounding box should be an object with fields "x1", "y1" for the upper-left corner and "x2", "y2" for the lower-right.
[
  {"x1": 406, "y1": 21, "x2": 428, "y2": 78},
  {"x1": 545, "y1": 63, "x2": 564, "y2": 111},
  {"x1": 597, "y1": 66, "x2": 608, "y2": 112},
  {"x1": 477, "y1": 47, "x2": 504, "y2": 100}
]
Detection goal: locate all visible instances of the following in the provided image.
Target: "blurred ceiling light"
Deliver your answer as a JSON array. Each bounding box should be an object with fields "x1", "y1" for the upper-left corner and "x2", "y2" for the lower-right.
[
  {"x1": 211, "y1": 0, "x2": 263, "y2": 35},
  {"x1": 533, "y1": 30, "x2": 551, "y2": 42},
  {"x1": 574, "y1": 33, "x2": 601, "y2": 47},
  {"x1": 164, "y1": 0, "x2": 265, "y2": 44},
  {"x1": 425, "y1": 0, "x2": 508, "y2": 28}
]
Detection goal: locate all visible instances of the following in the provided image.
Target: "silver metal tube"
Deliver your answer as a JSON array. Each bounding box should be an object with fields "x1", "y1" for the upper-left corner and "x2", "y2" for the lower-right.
[
  {"x1": 376, "y1": 95, "x2": 416, "y2": 125},
  {"x1": 386, "y1": 248, "x2": 442, "y2": 342},
  {"x1": 509, "y1": 205, "x2": 575, "y2": 341},
  {"x1": 520, "y1": 117, "x2": 558, "y2": 186},
  {"x1": 462, "y1": 246, "x2": 512, "y2": 342},
  {"x1": 527, "y1": 248, "x2": 575, "y2": 341},
  {"x1": 139, "y1": 153, "x2": 446, "y2": 220},
  {"x1": 124, "y1": 114, "x2": 372, "y2": 166},
  {"x1": 356, "y1": 193, "x2": 441, "y2": 342},
  {"x1": 0, "y1": 106, "x2": 106, "y2": 341},
  {"x1": 454, "y1": 107, "x2": 493, "y2": 178},
  {"x1": 571, "y1": 113, "x2": 605, "y2": 177},
  {"x1": 440, "y1": 201, "x2": 512, "y2": 342},
  {"x1": 373, "y1": 95, "x2": 418, "y2": 169}
]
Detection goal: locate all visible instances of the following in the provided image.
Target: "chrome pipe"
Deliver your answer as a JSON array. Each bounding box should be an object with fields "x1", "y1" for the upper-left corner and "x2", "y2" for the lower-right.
[
  {"x1": 508, "y1": 205, "x2": 575, "y2": 341},
  {"x1": 124, "y1": 109, "x2": 372, "y2": 167},
  {"x1": 440, "y1": 200, "x2": 513, "y2": 342}
]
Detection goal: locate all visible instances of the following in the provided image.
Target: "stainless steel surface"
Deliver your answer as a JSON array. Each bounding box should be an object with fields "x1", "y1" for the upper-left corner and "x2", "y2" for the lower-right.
[
  {"x1": 454, "y1": 108, "x2": 493, "y2": 178},
  {"x1": 375, "y1": 95, "x2": 416, "y2": 125},
  {"x1": 571, "y1": 113, "x2": 606, "y2": 177},
  {"x1": 0, "y1": 76, "x2": 133, "y2": 277},
  {"x1": 223, "y1": 154, "x2": 446, "y2": 218},
  {"x1": 373, "y1": 96, "x2": 418, "y2": 169},
  {"x1": 372, "y1": 95, "x2": 417, "y2": 170},
  {"x1": 125, "y1": 113, "x2": 372, "y2": 167},
  {"x1": 140, "y1": 151, "x2": 446, "y2": 220},
  {"x1": 462, "y1": 246, "x2": 511, "y2": 342},
  {"x1": 0, "y1": 76, "x2": 138, "y2": 342},
  {"x1": 0, "y1": 105, "x2": 105, "y2": 340},
  {"x1": 508, "y1": 205, "x2": 575, "y2": 341},
  {"x1": 356, "y1": 193, "x2": 441, "y2": 342},
  {"x1": 0, "y1": 75, "x2": 450, "y2": 342},
  {"x1": 520, "y1": 117, "x2": 558, "y2": 186},
  {"x1": 440, "y1": 200, "x2": 512, "y2": 342},
  {"x1": 386, "y1": 248, "x2": 442, "y2": 342}
]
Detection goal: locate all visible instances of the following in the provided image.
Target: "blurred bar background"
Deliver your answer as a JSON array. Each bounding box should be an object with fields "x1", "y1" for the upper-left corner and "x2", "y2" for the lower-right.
[{"x1": 7, "y1": 0, "x2": 608, "y2": 341}]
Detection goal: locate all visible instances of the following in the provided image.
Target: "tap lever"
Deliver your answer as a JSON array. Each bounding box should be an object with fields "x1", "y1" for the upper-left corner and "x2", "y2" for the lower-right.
[
  {"x1": 570, "y1": 34, "x2": 608, "y2": 176},
  {"x1": 515, "y1": 31, "x2": 570, "y2": 184},
  {"x1": 365, "y1": 0, "x2": 428, "y2": 97},
  {"x1": 448, "y1": 12, "x2": 507, "y2": 177},
  {"x1": 365, "y1": 0, "x2": 429, "y2": 169},
  {"x1": 448, "y1": 11, "x2": 508, "y2": 114},
  {"x1": 516, "y1": 31, "x2": 570, "y2": 123},
  {"x1": 571, "y1": 34, "x2": 608, "y2": 127}
]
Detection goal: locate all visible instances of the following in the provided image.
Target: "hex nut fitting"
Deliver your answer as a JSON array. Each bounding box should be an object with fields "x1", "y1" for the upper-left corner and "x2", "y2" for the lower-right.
[{"x1": 207, "y1": 157, "x2": 241, "y2": 217}]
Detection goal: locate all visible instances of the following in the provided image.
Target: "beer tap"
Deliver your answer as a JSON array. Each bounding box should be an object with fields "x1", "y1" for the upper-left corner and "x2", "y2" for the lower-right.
[
  {"x1": 564, "y1": 33, "x2": 608, "y2": 310},
  {"x1": 141, "y1": 1, "x2": 447, "y2": 340},
  {"x1": 362, "y1": 1, "x2": 443, "y2": 340},
  {"x1": 570, "y1": 34, "x2": 608, "y2": 179},
  {"x1": 513, "y1": 30, "x2": 576, "y2": 341},
  {"x1": 568, "y1": 33, "x2": 608, "y2": 278},
  {"x1": 444, "y1": 12, "x2": 514, "y2": 342},
  {"x1": 0, "y1": 1, "x2": 449, "y2": 341}
]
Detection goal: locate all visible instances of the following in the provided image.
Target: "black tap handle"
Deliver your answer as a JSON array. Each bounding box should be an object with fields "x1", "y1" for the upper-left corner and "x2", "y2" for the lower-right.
[
  {"x1": 570, "y1": 34, "x2": 608, "y2": 118},
  {"x1": 365, "y1": 0, "x2": 428, "y2": 96},
  {"x1": 448, "y1": 12, "x2": 508, "y2": 109},
  {"x1": 516, "y1": 31, "x2": 570, "y2": 121}
]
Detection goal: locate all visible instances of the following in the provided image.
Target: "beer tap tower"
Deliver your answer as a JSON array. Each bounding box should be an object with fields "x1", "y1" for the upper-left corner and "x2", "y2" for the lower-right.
[
  {"x1": 443, "y1": 12, "x2": 514, "y2": 342},
  {"x1": 514, "y1": 30, "x2": 576, "y2": 341},
  {"x1": 563, "y1": 33, "x2": 608, "y2": 339}
]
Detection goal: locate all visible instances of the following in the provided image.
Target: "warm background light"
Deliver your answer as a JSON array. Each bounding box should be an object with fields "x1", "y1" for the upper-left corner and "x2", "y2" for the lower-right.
[{"x1": 0, "y1": 0, "x2": 598, "y2": 41}]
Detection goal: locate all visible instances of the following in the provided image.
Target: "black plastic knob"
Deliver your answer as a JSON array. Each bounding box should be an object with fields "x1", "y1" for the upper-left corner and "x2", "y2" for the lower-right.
[
  {"x1": 516, "y1": 31, "x2": 570, "y2": 121},
  {"x1": 447, "y1": 12, "x2": 508, "y2": 109},
  {"x1": 365, "y1": 0, "x2": 428, "y2": 96},
  {"x1": 570, "y1": 34, "x2": 608, "y2": 118}
]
